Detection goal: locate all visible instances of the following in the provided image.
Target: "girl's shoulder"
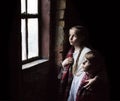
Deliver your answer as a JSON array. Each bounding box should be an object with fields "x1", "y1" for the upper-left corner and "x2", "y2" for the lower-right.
[{"x1": 82, "y1": 47, "x2": 91, "y2": 54}]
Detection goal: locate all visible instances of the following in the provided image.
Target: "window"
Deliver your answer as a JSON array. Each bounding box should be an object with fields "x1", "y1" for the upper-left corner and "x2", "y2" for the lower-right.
[{"x1": 21, "y1": 0, "x2": 50, "y2": 65}]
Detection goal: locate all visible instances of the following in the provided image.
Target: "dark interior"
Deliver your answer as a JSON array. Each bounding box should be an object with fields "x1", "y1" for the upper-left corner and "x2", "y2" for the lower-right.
[{"x1": 0, "y1": 0, "x2": 120, "y2": 101}]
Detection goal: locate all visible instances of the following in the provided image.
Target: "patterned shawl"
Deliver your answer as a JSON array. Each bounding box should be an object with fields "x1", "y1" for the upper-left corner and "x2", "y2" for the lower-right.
[
  {"x1": 76, "y1": 73, "x2": 92, "y2": 101},
  {"x1": 76, "y1": 72, "x2": 109, "y2": 101},
  {"x1": 61, "y1": 46, "x2": 74, "y2": 83},
  {"x1": 58, "y1": 46, "x2": 74, "y2": 101}
]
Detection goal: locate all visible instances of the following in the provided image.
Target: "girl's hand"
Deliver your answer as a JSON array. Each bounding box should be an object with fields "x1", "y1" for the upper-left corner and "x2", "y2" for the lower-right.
[
  {"x1": 83, "y1": 77, "x2": 97, "y2": 90},
  {"x1": 62, "y1": 57, "x2": 74, "y2": 67}
]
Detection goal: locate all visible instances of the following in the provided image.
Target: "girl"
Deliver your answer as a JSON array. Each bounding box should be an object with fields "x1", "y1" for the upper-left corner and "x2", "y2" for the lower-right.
[
  {"x1": 59, "y1": 25, "x2": 99, "y2": 101},
  {"x1": 76, "y1": 51, "x2": 110, "y2": 101}
]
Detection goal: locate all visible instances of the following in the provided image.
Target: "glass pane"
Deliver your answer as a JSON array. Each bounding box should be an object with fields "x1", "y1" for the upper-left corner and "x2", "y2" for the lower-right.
[
  {"x1": 28, "y1": 0, "x2": 38, "y2": 14},
  {"x1": 28, "y1": 19, "x2": 38, "y2": 58},
  {"x1": 21, "y1": 19, "x2": 27, "y2": 60},
  {"x1": 21, "y1": 0, "x2": 26, "y2": 13}
]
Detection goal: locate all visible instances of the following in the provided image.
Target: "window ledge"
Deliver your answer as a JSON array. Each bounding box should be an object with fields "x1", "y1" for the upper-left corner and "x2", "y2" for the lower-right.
[{"x1": 22, "y1": 59, "x2": 48, "y2": 70}]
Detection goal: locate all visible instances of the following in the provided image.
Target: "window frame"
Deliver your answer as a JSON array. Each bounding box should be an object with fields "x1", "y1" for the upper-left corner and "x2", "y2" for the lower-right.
[{"x1": 21, "y1": 0, "x2": 50, "y2": 65}]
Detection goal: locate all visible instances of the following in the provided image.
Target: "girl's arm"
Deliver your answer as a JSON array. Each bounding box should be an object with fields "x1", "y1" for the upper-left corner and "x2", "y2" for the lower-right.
[
  {"x1": 61, "y1": 57, "x2": 74, "y2": 68},
  {"x1": 83, "y1": 75, "x2": 98, "y2": 89},
  {"x1": 83, "y1": 69, "x2": 108, "y2": 89}
]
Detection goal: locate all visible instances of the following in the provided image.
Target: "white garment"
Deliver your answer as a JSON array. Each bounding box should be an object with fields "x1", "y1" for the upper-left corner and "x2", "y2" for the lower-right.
[{"x1": 67, "y1": 47, "x2": 91, "y2": 101}]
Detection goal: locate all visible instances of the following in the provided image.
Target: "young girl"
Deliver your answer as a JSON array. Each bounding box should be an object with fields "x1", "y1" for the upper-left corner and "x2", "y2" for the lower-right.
[
  {"x1": 76, "y1": 51, "x2": 110, "y2": 101},
  {"x1": 59, "y1": 25, "x2": 99, "y2": 101}
]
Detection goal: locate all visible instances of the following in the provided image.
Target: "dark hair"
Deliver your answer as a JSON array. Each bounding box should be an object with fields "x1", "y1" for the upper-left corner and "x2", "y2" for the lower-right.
[
  {"x1": 69, "y1": 25, "x2": 89, "y2": 46},
  {"x1": 85, "y1": 50, "x2": 105, "y2": 72}
]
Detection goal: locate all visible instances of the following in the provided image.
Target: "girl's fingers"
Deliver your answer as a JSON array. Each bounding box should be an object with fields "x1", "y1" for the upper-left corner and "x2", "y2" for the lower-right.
[{"x1": 83, "y1": 83, "x2": 89, "y2": 88}]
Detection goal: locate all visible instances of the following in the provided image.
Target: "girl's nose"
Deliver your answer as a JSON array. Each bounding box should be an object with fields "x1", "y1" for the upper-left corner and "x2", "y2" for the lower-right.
[{"x1": 69, "y1": 35, "x2": 73, "y2": 40}]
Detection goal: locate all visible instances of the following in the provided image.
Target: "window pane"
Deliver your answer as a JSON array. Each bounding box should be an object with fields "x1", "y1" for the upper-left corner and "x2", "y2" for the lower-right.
[
  {"x1": 28, "y1": 0, "x2": 38, "y2": 14},
  {"x1": 21, "y1": 19, "x2": 27, "y2": 60},
  {"x1": 28, "y1": 19, "x2": 38, "y2": 59},
  {"x1": 21, "y1": 0, "x2": 26, "y2": 13}
]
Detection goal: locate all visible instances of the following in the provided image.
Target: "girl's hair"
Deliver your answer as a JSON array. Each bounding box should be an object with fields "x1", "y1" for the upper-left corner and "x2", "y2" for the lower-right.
[
  {"x1": 69, "y1": 25, "x2": 89, "y2": 46},
  {"x1": 85, "y1": 50, "x2": 103, "y2": 63},
  {"x1": 85, "y1": 50, "x2": 105, "y2": 72},
  {"x1": 70, "y1": 25, "x2": 90, "y2": 75},
  {"x1": 72, "y1": 47, "x2": 83, "y2": 75}
]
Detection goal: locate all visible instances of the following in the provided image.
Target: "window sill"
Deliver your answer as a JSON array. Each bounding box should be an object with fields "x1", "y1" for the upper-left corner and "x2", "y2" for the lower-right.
[{"x1": 22, "y1": 59, "x2": 48, "y2": 70}]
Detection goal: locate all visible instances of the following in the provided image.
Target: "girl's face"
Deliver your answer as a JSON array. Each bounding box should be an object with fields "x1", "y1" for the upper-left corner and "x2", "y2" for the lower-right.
[
  {"x1": 69, "y1": 29, "x2": 79, "y2": 46},
  {"x1": 82, "y1": 58, "x2": 92, "y2": 72}
]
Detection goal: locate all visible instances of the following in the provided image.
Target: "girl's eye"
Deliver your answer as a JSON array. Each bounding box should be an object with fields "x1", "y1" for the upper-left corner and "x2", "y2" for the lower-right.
[{"x1": 83, "y1": 60, "x2": 87, "y2": 64}]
